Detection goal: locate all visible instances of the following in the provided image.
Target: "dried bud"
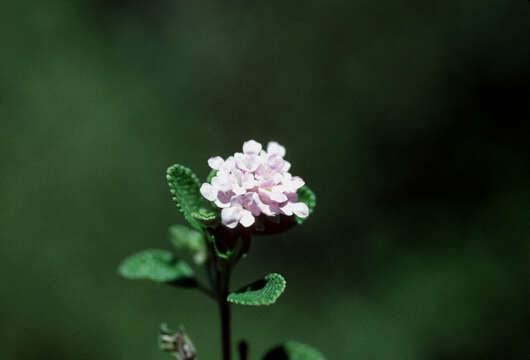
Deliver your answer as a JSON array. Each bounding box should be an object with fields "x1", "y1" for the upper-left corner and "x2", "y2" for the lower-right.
[{"x1": 159, "y1": 324, "x2": 197, "y2": 360}]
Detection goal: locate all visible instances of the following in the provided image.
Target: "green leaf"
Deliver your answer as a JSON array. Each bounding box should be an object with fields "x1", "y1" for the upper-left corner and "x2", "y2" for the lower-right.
[
  {"x1": 169, "y1": 225, "x2": 206, "y2": 264},
  {"x1": 284, "y1": 342, "x2": 325, "y2": 360},
  {"x1": 295, "y1": 185, "x2": 316, "y2": 224},
  {"x1": 228, "y1": 273, "x2": 286, "y2": 306},
  {"x1": 206, "y1": 169, "x2": 217, "y2": 183},
  {"x1": 118, "y1": 249, "x2": 193, "y2": 282},
  {"x1": 263, "y1": 341, "x2": 326, "y2": 360},
  {"x1": 191, "y1": 207, "x2": 218, "y2": 227},
  {"x1": 166, "y1": 164, "x2": 203, "y2": 230},
  {"x1": 169, "y1": 225, "x2": 203, "y2": 250}
]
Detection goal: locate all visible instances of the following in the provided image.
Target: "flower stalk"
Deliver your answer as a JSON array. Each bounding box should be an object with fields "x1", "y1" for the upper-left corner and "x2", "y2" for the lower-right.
[{"x1": 217, "y1": 269, "x2": 232, "y2": 360}]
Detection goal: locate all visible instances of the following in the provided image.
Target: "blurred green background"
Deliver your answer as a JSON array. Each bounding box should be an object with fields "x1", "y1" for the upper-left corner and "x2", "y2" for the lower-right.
[{"x1": 1, "y1": 1, "x2": 529, "y2": 359}]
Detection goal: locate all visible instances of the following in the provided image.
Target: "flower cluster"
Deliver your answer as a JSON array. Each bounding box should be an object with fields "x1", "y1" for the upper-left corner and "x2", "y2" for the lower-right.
[{"x1": 200, "y1": 140, "x2": 309, "y2": 229}]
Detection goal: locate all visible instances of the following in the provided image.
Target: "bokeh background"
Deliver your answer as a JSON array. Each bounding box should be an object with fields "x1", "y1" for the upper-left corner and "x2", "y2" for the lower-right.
[{"x1": 1, "y1": 1, "x2": 529, "y2": 359}]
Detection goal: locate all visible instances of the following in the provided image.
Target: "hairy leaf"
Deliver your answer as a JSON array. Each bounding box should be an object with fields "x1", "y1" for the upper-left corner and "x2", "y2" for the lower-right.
[
  {"x1": 169, "y1": 225, "x2": 203, "y2": 250},
  {"x1": 118, "y1": 249, "x2": 193, "y2": 282},
  {"x1": 228, "y1": 273, "x2": 286, "y2": 306},
  {"x1": 166, "y1": 164, "x2": 203, "y2": 229},
  {"x1": 263, "y1": 341, "x2": 326, "y2": 360},
  {"x1": 191, "y1": 207, "x2": 218, "y2": 227},
  {"x1": 295, "y1": 185, "x2": 316, "y2": 224},
  {"x1": 169, "y1": 225, "x2": 206, "y2": 264}
]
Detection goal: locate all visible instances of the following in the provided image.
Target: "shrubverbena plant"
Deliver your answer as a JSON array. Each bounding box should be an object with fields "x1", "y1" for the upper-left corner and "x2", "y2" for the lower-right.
[{"x1": 118, "y1": 140, "x2": 323, "y2": 360}]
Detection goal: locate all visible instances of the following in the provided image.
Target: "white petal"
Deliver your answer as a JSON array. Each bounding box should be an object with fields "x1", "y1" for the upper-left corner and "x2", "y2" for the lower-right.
[
  {"x1": 242, "y1": 173, "x2": 258, "y2": 189},
  {"x1": 267, "y1": 141, "x2": 286, "y2": 157},
  {"x1": 221, "y1": 207, "x2": 242, "y2": 228},
  {"x1": 291, "y1": 202, "x2": 309, "y2": 218},
  {"x1": 212, "y1": 173, "x2": 234, "y2": 192},
  {"x1": 268, "y1": 173, "x2": 280, "y2": 185},
  {"x1": 280, "y1": 203, "x2": 294, "y2": 216},
  {"x1": 239, "y1": 209, "x2": 255, "y2": 227},
  {"x1": 284, "y1": 176, "x2": 304, "y2": 192},
  {"x1": 208, "y1": 156, "x2": 224, "y2": 170},
  {"x1": 269, "y1": 191, "x2": 288, "y2": 203},
  {"x1": 221, "y1": 156, "x2": 236, "y2": 171},
  {"x1": 243, "y1": 140, "x2": 262, "y2": 155},
  {"x1": 215, "y1": 199, "x2": 232, "y2": 208},
  {"x1": 235, "y1": 153, "x2": 260, "y2": 172},
  {"x1": 200, "y1": 183, "x2": 218, "y2": 201},
  {"x1": 232, "y1": 184, "x2": 246, "y2": 195}
]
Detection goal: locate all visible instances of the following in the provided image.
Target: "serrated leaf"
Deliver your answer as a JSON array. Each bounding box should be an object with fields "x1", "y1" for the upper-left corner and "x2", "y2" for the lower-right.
[
  {"x1": 228, "y1": 273, "x2": 286, "y2": 306},
  {"x1": 263, "y1": 341, "x2": 326, "y2": 360},
  {"x1": 191, "y1": 207, "x2": 218, "y2": 227},
  {"x1": 166, "y1": 164, "x2": 203, "y2": 230},
  {"x1": 295, "y1": 185, "x2": 316, "y2": 224},
  {"x1": 118, "y1": 249, "x2": 193, "y2": 282}
]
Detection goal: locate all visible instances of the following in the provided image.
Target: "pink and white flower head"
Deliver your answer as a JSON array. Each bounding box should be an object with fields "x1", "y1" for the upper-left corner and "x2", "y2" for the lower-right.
[{"x1": 200, "y1": 140, "x2": 309, "y2": 229}]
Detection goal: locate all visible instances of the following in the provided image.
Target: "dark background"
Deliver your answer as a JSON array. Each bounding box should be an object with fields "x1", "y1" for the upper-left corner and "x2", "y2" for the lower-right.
[{"x1": 1, "y1": 1, "x2": 529, "y2": 359}]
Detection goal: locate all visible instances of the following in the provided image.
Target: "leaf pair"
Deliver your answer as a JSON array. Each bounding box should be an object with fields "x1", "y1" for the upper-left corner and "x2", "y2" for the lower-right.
[{"x1": 118, "y1": 248, "x2": 287, "y2": 306}]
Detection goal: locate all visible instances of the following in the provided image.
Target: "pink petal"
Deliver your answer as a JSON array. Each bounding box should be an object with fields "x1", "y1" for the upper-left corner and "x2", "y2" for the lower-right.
[
  {"x1": 286, "y1": 192, "x2": 298, "y2": 202},
  {"x1": 200, "y1": 183, "x2": 218, "y2": 201},
  {"x1": 251, "y1": 193, "x2": 273, "y2": 216},
  {"x1": 267, "y1": 141, "x2": 286, "y2": 157},
  {"x1": 243, "y1": 140, "x2": 262, "y2": 155},
  {"x1": 215, "y1": 190, "x2": 233, "y2": 208},
  {"x1": 258, "y1": 188, "x2": 273, "y2": 203}
]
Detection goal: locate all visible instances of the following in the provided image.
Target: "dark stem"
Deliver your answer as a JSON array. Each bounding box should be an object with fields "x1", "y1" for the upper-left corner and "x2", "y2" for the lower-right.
[
  {"x1": 217, "y1": 265, "x2": 232, "y2": 360},
  {"x1": 219, "y1": 294, "x2": 231, "y2": 360}
]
